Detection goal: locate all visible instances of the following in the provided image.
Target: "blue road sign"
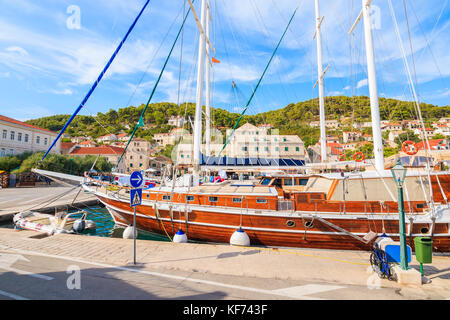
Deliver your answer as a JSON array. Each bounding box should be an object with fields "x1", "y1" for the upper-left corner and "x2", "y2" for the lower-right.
[
  {"x1": 130, "y1": 171, "x2": 143, "y2": 188},
  {"x1": 130, "y1": 188, "x2": 142, "y2": 207}
]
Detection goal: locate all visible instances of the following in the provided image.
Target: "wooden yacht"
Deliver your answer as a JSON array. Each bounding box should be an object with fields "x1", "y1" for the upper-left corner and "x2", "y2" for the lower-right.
[{"x1": 84, "y1": 170, "x2": 450, "y2": 252}]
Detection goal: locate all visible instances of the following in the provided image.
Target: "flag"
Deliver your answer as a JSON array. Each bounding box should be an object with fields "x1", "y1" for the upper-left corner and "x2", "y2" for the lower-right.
[
  {"x1": 212, "y1": 56, "x2": 220, "y2": 63},
  {"x1": 137, "y1": 115, "x2": 145, "y2": 127}
]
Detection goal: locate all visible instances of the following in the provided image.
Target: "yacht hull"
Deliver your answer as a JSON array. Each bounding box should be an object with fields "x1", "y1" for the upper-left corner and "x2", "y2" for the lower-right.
[{"x1": 96, "y1": 193, "x2": 450, "y2": 252}]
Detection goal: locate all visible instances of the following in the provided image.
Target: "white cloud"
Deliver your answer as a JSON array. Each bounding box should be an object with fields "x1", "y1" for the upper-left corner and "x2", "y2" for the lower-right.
[
  {"x1": 0, "y1": 0, "x2": 449, "y2": 112},
  {"x1": 6, "y1": 46, "x2": 29, "y2": 56},
  {"x1": 51, "y1": 88, "x2": 73, "y2": 95},
  {"x1": 356, "y1": 78, "x2": 368, "y2": 88}
]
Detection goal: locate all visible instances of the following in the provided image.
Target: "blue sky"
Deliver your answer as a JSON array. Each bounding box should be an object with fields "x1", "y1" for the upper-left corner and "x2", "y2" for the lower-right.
[{"x1": 0, "y1": 0, "x2": 449, "y2": 121}]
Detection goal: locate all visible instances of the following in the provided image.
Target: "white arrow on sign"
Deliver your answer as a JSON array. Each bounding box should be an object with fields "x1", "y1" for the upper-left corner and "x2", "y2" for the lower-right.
[
  {"x1": 131, "y1": 175, "x2": 142, "y2": 185},
  {"x1": 0, "y1": 253, "x2": 53, "y2": 280}
]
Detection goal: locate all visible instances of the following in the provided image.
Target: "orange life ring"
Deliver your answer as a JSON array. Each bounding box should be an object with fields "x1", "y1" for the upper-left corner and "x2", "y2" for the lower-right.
[
  {"x1": 338, "y1": 153, "x2": 346, "y2": 161},
  {"x1": 402, "y1": 140, "x2": 418, "y2": 155},
  {"x1": 353, "y1": 152, "x2": 365, "y2": 162}
]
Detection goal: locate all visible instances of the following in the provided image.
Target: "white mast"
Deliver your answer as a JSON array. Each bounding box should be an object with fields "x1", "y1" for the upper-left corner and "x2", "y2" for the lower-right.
[
  {"x1": 314, "y1": 0, "x2": 327, "y2": 162},
  {"x1": 349, "y1": 0, "x2": 384, "y2": 171},
  {"x1": 193, "y1": 0, "x2": 207, "y2": 181},
  {"x1": 205, "y1": 0, "x2": 211, "y2": 157}
]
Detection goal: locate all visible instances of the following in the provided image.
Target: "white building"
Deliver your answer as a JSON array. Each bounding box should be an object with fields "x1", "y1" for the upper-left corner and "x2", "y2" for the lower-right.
[
  {"x1": 174, "y1": 123, "x2": 306, "y2": 166},
  {"x1": 381, "y1": 122, "x2": 403, "y2": 132},
  {"x1": 343, "y1": 131, "x2": 362, "y2": 143},
  {"x1": 97, "y1": 133, "x2": 117, "y2": 143},
  {"x1": 117, "y1": 133, "x2": 130, "y2": 142},
  {"x1": 433, "y1": 124, "x2": 450, "y2": 137},
  {"x1": 0, "y1": 115, "x2": 61, "y2": 157},
  {"x1": 168, "y1": 116, "x2": 184, "y2": 127},
  {"x1": 154, "y1": 128, "x2": 190, "y2": 147},
  {"x1": 388, "y1": 130, "x2": 404, "y2": 147}
]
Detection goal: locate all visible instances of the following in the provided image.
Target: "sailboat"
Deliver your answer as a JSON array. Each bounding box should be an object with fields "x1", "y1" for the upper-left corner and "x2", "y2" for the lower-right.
[{"x1": 38, "y1": 0, "x2": 450, "y2": 252}]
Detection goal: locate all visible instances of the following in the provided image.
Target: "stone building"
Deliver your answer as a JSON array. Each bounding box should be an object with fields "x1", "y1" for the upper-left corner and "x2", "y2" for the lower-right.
[
  {"x1": 0, "y1": 114, "x2": 61, "y2": 156},
  {"x1": 124, "y1": 138, "x2": 152, "y2": 173}
]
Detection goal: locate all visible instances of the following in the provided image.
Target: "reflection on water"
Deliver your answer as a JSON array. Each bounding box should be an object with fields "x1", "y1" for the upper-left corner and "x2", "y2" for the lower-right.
[
  {"x1": 72, "y1": 206, "x2": 170, "y2": 241},
  {"x1": 1, "y1": 206, "x2": 169, "y2": 242}
]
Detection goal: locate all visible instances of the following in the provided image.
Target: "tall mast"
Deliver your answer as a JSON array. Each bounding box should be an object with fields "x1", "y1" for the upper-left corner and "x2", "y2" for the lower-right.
[
  {"x1": 349, "y1": 0, "x2": 384, "y2": 171},
  {"x1": 205, "y1": 0, "x2": 211, "y2": 157},
  {"x1": 193, "y1": 0, "x2": 207, "y2": 180},
  {"x1": 314, "y1": 0, "x2": 327, "y2": 162},
  {"x1": 361, "y1": 0, "x2": 384, "y2": 171}
]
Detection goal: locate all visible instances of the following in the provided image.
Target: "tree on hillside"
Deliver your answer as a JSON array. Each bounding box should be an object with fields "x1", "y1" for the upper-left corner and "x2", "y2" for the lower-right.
[{"x1": 394, "y1": 130, "x2": 421, "y2": 146}]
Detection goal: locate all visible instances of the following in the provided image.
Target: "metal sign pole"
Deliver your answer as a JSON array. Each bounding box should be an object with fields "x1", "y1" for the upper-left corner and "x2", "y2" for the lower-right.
[
  {"x1": 133, "y1": 204, "x2": 137, "y2": 265},
  {"x1": 129, "y1": 171, "x2": 143, "y2": 266}
]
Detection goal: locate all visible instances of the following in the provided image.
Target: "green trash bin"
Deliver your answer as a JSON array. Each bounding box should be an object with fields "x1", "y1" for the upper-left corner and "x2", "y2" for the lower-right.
[{"x1": 414, "y1": 237, "x2": 433, "y2": 264}]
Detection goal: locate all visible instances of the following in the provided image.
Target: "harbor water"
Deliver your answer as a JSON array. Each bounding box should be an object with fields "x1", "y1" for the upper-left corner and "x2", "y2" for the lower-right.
[{"x1": 1, "y1": 205, "x2": 170, "y2": 242}]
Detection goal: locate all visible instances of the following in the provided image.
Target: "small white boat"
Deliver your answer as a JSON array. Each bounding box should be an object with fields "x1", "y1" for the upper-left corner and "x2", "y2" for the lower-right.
[{"x1": 13, "y1": 210, "x2": 95, "y2": 236}]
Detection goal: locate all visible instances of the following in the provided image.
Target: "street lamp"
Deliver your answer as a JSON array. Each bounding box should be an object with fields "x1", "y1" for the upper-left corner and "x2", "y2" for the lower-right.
[{"x1": 390, "y1": 159, "x2": 409, "y2": 270}]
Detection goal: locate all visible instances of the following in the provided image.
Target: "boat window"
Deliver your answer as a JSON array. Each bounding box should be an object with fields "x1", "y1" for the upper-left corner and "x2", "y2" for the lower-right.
[
  {"x1": 310, "y1": 194, "x2": 322, "y2": 200},
  {"x1": 295, "y1": 179, "x2": 308, "y2": 186},
  {"x1": 261, "y1": 178, "x2": 272, "y2": 185},
  {"x1": 186, "y1": 195, "x2": 195, "y2": 202},
  {"x1": 284, "y1": 178, "x2": 293, "y2": 186},
  {"x1": 256, "y1": 199, "x2": 267, "y2": 203},
  {"x1": 272, "y1": 179, "x2": 282, "y2": 187},
  {"x1": 162, "y1": 195, "x2": 171, "y2": 200},
  {"x1": 208, "y1": 196, "x2": 218, "y2": 202},
  {"x1": 399, "y1": 156, "x2": 410, "y2": 166},
  {"x1": 286, "y1": 220, "x2": 296, "y2": 227},
  {"x1": 232, "y1": 198, "x2": 242, "y2": 203}
]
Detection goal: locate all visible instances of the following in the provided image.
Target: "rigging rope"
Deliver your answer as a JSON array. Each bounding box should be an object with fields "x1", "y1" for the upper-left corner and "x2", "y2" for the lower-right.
[
  {"x1": 116, "y1": 3, "x2": 194, "y2": 168},
  {"x1": 40, "y1": 0, "x2": 151, "y2": 162},
  {"x1": 217, "y1": 5, "x2": 300, "y2": 158},
  {"x1": 387, "y1": 0, "x2": 436, "y2": 209}
]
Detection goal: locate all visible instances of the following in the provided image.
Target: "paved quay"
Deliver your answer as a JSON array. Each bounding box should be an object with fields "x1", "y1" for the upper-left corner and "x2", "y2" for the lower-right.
[
  {"x1": 0, "y1": 228, "x2": 448, "y2": 300},
  {"x1": 0, "y1": 184, "x2": 97, "y2": 222}
]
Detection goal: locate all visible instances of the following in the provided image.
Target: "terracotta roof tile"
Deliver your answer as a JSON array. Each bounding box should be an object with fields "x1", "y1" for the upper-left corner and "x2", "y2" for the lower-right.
[
  {"x1": 0, "y1": 114, "x2": 56, "y2": 134},
  {"x1": 61, "y1": 142, "x2": 76, "y2": 149},
  {"x1": 69, "y1": 146, "x2": 124, "y2": 155}
]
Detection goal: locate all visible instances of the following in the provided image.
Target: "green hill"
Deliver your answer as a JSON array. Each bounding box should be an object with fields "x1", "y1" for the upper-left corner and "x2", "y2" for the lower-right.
[{"x1": 26, "y1": 96, "x2": 449, "y2": 148}]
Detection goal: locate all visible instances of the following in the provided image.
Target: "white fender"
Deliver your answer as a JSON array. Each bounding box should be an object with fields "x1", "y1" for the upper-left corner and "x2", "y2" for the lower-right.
[
  {"x1": 123, "y1": 225, "x2": 137, "y2": 239},
  {"x1": 173, "y1": 229, "x2": 188, "y2": 243},
  {"x1": 230, "y1": 228, "x2": 250, "y2": 246}
]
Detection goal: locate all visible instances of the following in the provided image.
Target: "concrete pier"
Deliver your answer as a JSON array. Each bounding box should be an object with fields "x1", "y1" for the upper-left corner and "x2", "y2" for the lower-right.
[
  {"x1": 0, "y1": 184, "x2": 97, "y2": 222},
  {"x1": 0, "y1": 228, "x2": 448, "y2": 300},
  {"x1": 0, "y1": 184, "x2": 449, "y2": 300}
]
